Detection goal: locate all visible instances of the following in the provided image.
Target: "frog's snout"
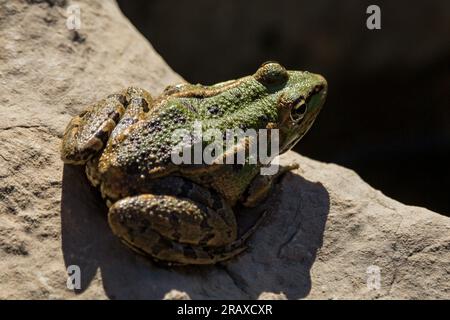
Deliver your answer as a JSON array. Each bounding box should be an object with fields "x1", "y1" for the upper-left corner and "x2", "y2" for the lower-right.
[
  {"x1": 316, "y1": 73, "x2": 327, "y2": 87},
  {"x1": 310, "y1": 73, "x2": 328, "y2": 104},
  {"x1": 315, "y1": 74, "x2": 328, "y2": 96},
  {"x1": 306, "y1": 74, "x2": 328, "y2": 114}
]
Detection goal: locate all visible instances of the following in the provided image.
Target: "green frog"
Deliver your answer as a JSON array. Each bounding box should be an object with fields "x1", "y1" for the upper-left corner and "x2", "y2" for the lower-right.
[{"x1": 61, "y1": 62, "x2": 327, "y2": 265}]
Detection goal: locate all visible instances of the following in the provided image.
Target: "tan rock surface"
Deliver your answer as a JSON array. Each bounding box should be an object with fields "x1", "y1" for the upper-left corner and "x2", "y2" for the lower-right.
[{"x1": 1, "y1": 0, "x2": 449, "y2": 299}]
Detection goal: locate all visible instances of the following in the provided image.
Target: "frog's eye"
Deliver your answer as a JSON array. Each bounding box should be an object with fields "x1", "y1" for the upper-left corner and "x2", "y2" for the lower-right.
[
  {"x1": 254, "y1": 62, "x2": 288, "y2": 86},
  {"x1": 290, "y1": 99, "x2": 307, "y2": 122}
]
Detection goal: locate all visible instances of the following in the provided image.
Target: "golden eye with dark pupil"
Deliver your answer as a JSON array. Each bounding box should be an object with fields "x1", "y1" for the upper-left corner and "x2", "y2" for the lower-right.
[{"x1": 290, "y1": 99, "x2": 307, "y2": 121}]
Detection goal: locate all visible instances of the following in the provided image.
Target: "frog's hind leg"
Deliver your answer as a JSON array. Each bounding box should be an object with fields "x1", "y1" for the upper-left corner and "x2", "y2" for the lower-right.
[
  {"x1": 108, "y1": 193, "x2": 255, "y2": 265},
  {"x1": 60, "y1": 87, "x2": 152, "y2": 164}
]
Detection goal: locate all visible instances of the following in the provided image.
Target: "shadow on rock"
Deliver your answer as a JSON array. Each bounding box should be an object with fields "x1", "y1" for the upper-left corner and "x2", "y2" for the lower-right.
[
  {"x1": 222, "y1": 171, "x2": 330, "y2": 299},
  {"x1": 61, "y1": 165, "x2": 329, "y2": 299}
]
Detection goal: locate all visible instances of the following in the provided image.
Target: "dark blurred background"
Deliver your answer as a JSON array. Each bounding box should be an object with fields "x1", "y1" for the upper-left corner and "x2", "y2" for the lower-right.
[{"x1": 117, "y1": 0, "x2": 450, "y2": 216}]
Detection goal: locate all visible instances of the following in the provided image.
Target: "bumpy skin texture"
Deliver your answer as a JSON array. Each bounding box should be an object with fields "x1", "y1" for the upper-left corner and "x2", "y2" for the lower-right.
[{"x1": 61, "y1": 62, "x2": 327, "y2": 265}]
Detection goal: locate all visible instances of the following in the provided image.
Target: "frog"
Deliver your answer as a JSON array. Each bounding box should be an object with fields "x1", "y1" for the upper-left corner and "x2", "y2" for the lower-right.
[{"x1": 61, "y1": 62, "x2": 327, "y2": 265}]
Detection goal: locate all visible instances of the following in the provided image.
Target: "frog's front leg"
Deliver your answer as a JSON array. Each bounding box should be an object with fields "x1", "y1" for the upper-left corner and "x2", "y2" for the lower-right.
[
  {"x1": 60, "y1": 87, "x2": 152, "y2": 164},
  {"x1": 108, "y1": 191, "x2": 246, "y2": 265},
  {"x1": 242, "y1": 162, "x2": 299, "y2": 207}
]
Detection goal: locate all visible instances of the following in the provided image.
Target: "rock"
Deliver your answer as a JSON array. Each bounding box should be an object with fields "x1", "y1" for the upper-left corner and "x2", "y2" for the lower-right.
[
  {"x1": 163, "y1": 290, "x2": 191, "y2": 300},
  {"x1": 258, "y1": 292, "x2": 287, "y2": 300},
  {"x1": 0, "y1": 0, "x2": 449, "y2": 300}
]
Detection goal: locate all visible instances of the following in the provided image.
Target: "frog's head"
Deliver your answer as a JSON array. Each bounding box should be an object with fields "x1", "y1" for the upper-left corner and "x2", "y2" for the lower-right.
[{"x1": 254, "y1": 62, "x2": 327, "y2": 153}]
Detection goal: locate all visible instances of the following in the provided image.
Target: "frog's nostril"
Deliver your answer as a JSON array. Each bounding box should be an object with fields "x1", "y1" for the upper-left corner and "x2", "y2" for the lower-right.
[{"x1": 314, "y1": 75, "x2": 328, "y2": 92}]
